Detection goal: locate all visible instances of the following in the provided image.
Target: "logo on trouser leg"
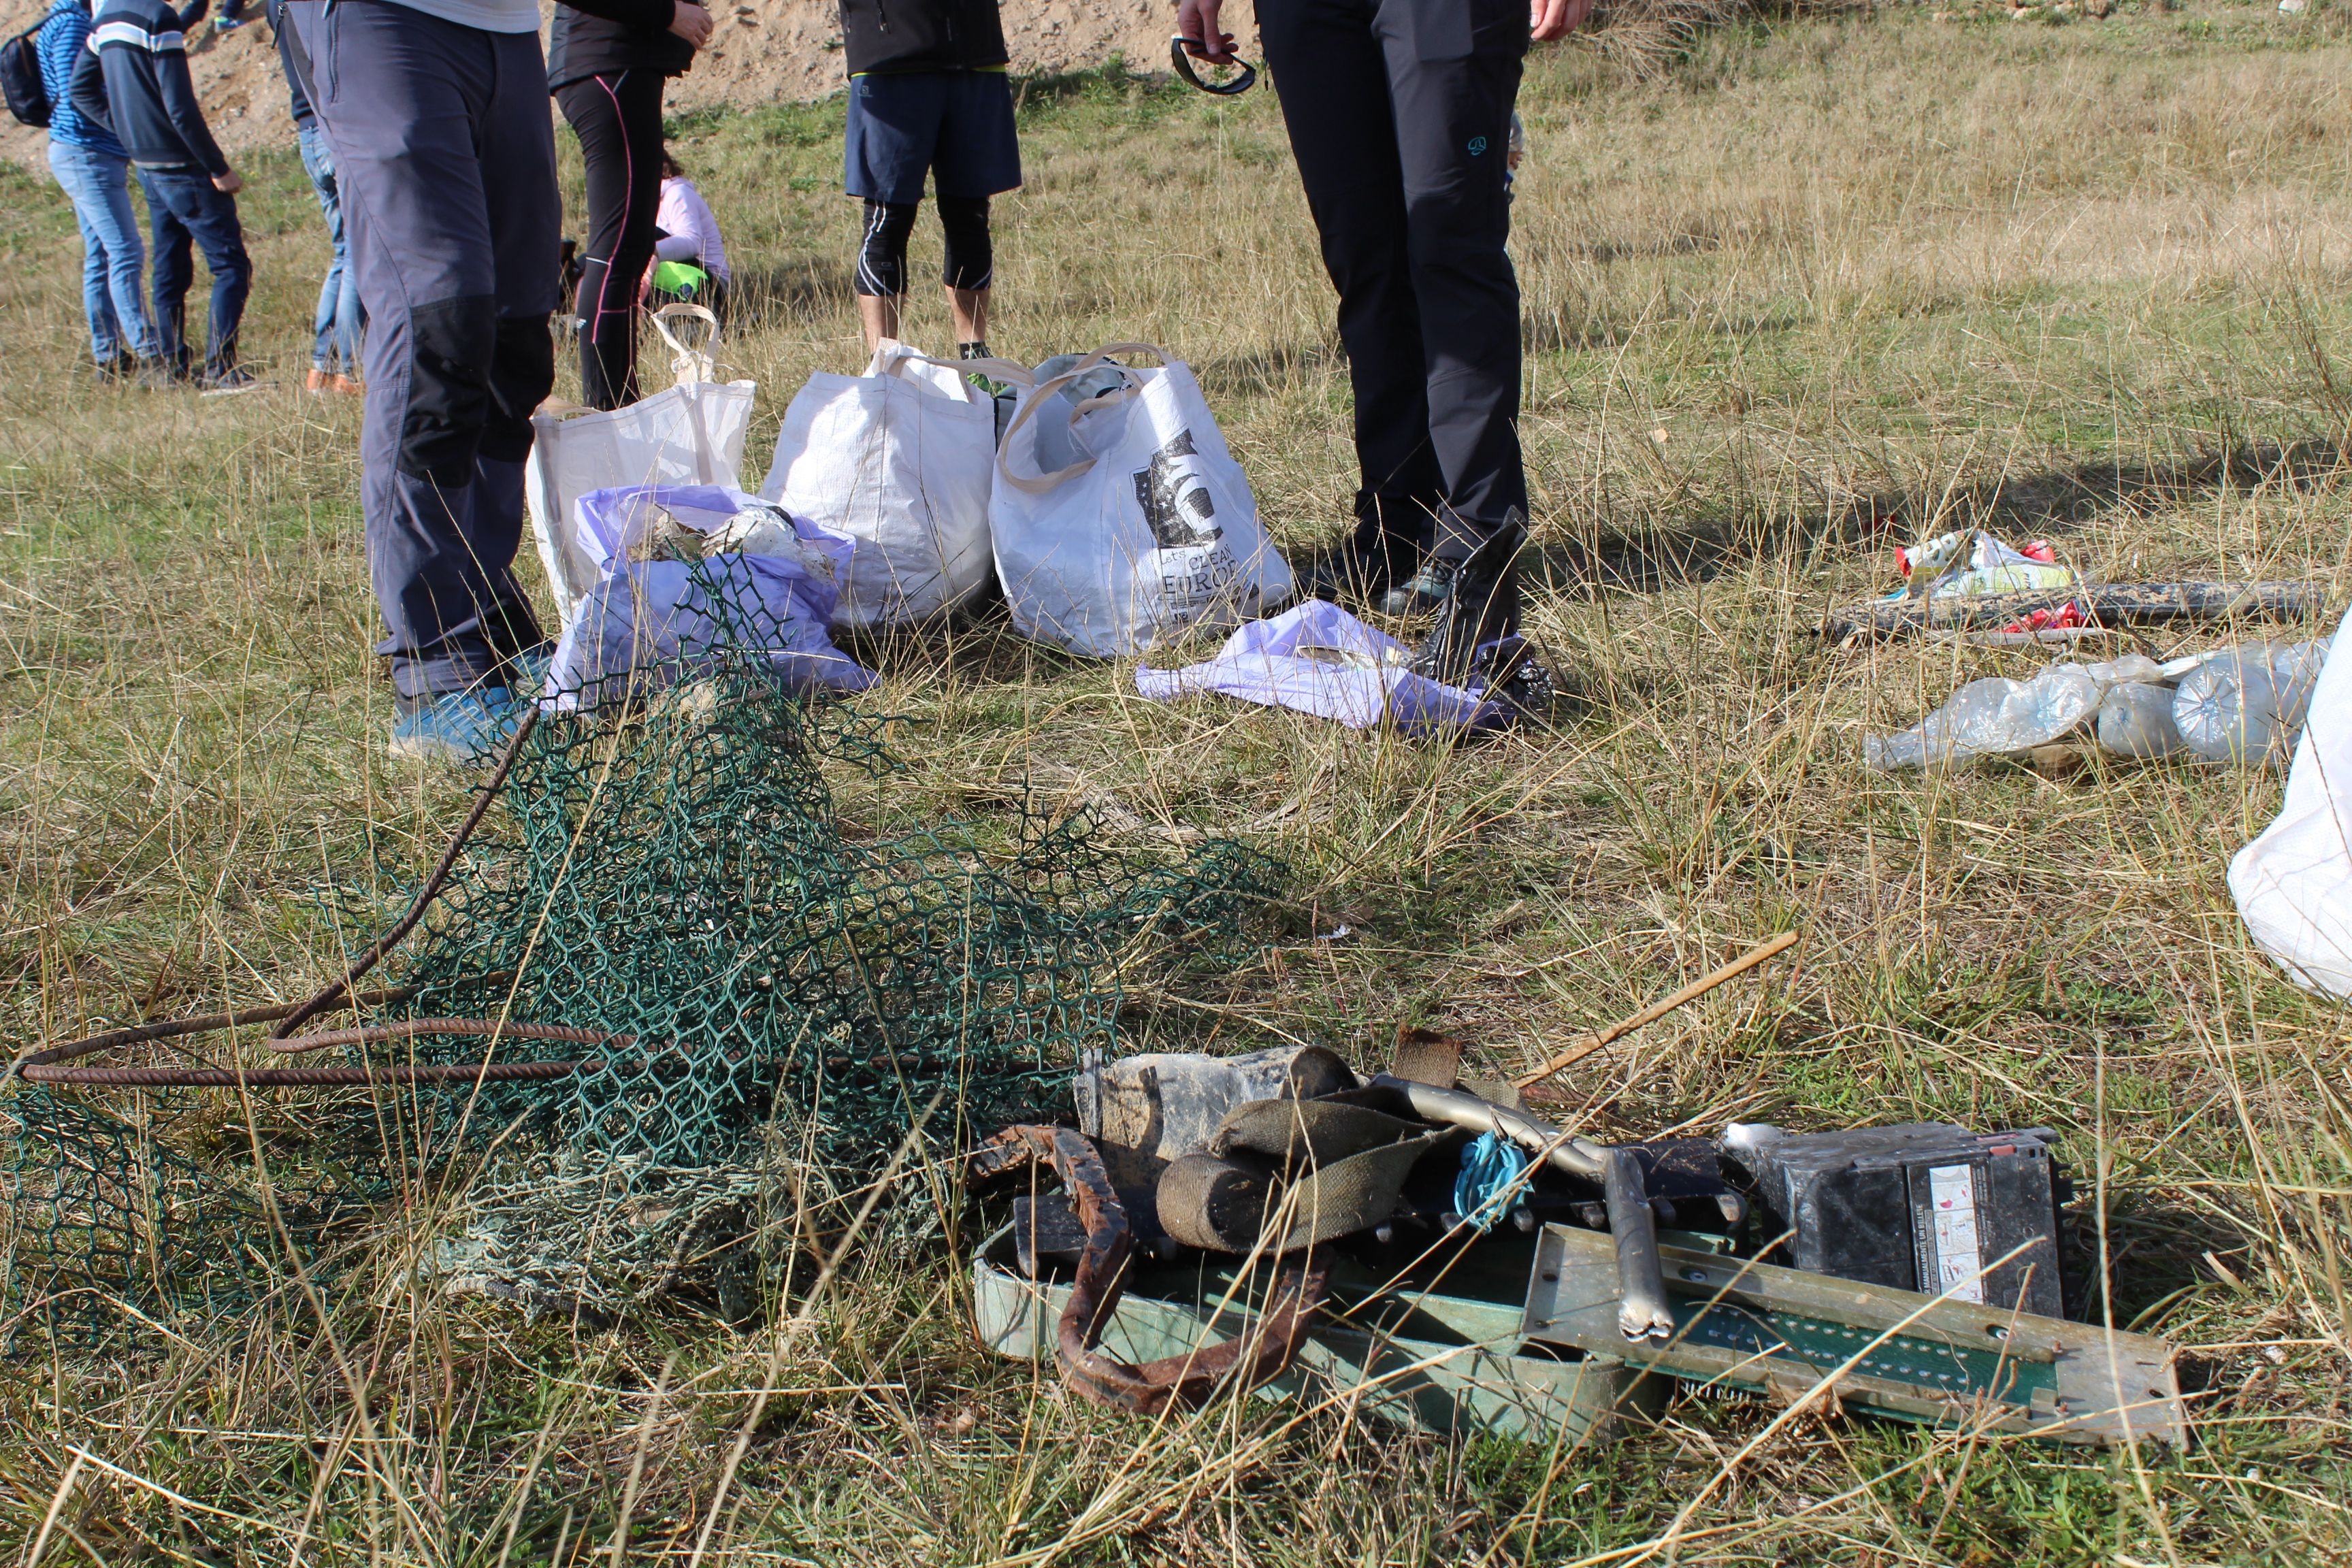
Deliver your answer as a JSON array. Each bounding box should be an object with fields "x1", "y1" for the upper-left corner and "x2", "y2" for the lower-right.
[{"x1": 1467, "y1": 135, "x2": 1489, "y2": 155}]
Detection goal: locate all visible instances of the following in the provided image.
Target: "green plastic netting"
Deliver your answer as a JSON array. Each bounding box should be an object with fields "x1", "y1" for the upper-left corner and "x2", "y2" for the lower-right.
[{"x1": 3, "y1": 557, "x2": 1288, "y2": 1347}]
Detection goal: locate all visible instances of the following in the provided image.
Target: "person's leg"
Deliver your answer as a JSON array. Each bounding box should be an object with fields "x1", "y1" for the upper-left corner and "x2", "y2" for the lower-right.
[
  {"x1": 176, "y1": 182, "x2": 251, "y2": 379},
  {"x1": 48, "y1": 141, "x2": 123, "y2": 367},
  {"x1": 929, "y1": 71, "x2": 1019, "y2": 355},
  {"x1": 304, "y1": 117, "x2": 365, "y2": 383},
  {"x1": 935, "y1": 195, "x2": 990, "y2": 348},
  {"x1": 557, "y1": 69, "x2": 662, "y2": 409},
  {"x1": 474, "y1": 25, "x2": 561, "y2": 678},
  {"x1": 299, "y1": 122, "x2": 340, "y2": 377},
  {"x1": 845, "y1": 72, "x2": 945, "y2": 352},
  {"x1": 1368, "y1": 0, "x2": 1530, "y2": 679},
  {"x1": 87, "y1": 151, "x2": 161, "y2": 363},
  {"x1": 853, "y1": 197, "x2": 919, "y2": 350},
  {"x1": 287, "y1": 0, "x2": 555, "y2": 714},
  {"x1": 1258, "y1": 0, "x2": 1446, "y2": 587},
  {"x1": 1373, "y1": 0, "x2": 1526, "y2": 561},
  {"x1": 140, "y1": 169, "x2": 195, "y2": 379}
]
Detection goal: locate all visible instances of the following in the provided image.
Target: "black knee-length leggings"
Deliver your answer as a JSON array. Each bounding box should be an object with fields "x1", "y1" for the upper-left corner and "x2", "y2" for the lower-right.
[{"x1": 557, "y1": 69, "x2": 664, "y2": 410}]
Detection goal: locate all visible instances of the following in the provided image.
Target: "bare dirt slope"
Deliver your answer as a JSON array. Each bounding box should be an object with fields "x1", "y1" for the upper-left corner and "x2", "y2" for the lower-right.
[{"x1": 0, "y1": 0, "x2": 1245, "y2": 169}]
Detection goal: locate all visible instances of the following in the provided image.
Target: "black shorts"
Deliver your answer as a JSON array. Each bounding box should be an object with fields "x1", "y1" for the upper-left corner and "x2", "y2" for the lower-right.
[{"x1": 843, "y1": 69, "x2": 1022, "y2": 204}]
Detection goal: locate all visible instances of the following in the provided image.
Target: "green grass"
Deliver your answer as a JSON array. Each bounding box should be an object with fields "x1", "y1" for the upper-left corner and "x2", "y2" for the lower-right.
[{"x1": 3, "y1": 3, "x2": 2352, "y2": 1563}]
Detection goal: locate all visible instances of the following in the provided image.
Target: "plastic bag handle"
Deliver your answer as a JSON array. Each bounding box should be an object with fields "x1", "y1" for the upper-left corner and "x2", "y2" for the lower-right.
[
  {"x1": 994, "y1": 344, "x2": 1171, "y2": 495},
  {"x1": 867, "y1": 340, "x2": 1037, "y2": 406},
  {"x1": 653, "y1": 302, "x2": 723, "y2": 386}
]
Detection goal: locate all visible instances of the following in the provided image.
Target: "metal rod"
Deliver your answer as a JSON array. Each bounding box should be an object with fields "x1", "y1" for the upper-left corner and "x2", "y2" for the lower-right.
[
  {"x1": 267, "y1": 704, "x2": 541, "y2": 1039},
  {"x1": 1603, "y1": 1147, "x2": 1675, "y2": 1341},
  {"x1": 21, "y1": 1060, "x2": 583, "y2": 1088},
  {"x1": 1514, "y1": 930, "x2": 1800, "y2": 1092},
  {"x1": 1367, "y1": 1075, "x2": 1609, "y2": 1181}
]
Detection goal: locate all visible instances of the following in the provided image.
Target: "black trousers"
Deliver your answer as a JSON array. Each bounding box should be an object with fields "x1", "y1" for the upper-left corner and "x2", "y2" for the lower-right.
[
  {"x1": 1258, "y1": 0, "x2": 1528, "y2": 561},
  {"x1": 557, "y1": 68, "x2": 665, "y2": 410}
]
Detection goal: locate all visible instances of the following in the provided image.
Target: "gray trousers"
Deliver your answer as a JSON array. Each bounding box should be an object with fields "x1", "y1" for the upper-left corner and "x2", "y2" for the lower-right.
[
  {"x1": 282, "y1": 0, "x2": 560, "y2": 707},
  {"x1": 1258, "y1": 0, "x2": 1528, "y2": 561}
]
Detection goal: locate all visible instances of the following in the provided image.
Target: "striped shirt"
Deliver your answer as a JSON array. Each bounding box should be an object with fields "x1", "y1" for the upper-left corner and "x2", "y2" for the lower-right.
[{"x1": 35, "y1": 1, "x2": 125, "y2": 155}]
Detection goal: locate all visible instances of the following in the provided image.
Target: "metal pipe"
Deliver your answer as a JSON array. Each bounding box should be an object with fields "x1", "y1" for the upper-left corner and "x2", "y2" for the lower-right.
[
  {"x1": 1369, "y1": 1075, "x2": 1673, "y2": 1341},
  {"x1": 1367, "y1": 1075, "x2": 1609, "y2": 1180},
  {"x1": 1603, "y1": 1146, "x2": 1676, "y2": 1341}
]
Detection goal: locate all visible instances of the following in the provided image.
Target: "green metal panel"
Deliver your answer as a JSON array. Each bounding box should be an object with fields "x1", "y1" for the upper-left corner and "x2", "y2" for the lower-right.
[
  {"x1": 971, "y1": 1228, "x2": 1655, "y2": 1444},
  {"x1": 1519, "y1": 1225, "x2": 2187, "y2": 1448}
]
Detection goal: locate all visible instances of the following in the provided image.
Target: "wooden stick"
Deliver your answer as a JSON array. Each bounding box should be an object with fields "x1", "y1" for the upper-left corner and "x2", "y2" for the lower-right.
[{"x1": 1512, "y1": 930, "x2": 1800, "y2": 1091}]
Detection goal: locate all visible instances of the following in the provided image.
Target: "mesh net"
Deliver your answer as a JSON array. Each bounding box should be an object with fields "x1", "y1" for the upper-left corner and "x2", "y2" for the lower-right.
[{"x1": 3, "y1": 557, "x2": 1288, "y2": 1349}]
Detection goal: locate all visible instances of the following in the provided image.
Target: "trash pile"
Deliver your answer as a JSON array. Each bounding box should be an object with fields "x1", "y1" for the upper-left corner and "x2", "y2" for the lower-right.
[
  {"x1": 1868, "y1": 636, "x2": 2333, "y2": 771},
  {"x1": 1893, "y1": 530, "x2": 2077, "y2": 603},
  {"x1": 1, "y1": 617, "x2": 1287, "y2": 1347},
  {"x1": 1825, "y1": 525, "x2": 2320, "y2": 642},
  {"x1": 533, "y1": 327, "x2": 1527, "y2": 730},
  {"x1": 965, "y1": 1034, "x2": 2186, "y2": 1449}
]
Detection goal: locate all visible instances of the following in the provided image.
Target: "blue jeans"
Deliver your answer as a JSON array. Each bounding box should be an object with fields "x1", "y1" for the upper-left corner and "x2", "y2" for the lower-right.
[
  {"x1": 136, "y1": 165, "x2": 251, "y2": 380},
  {"x1": 47, "y1": 139, "x2": 161, "y2": 363},
  {"x1": 297, "y1": 122, "x2": 363, "y2": 374}
]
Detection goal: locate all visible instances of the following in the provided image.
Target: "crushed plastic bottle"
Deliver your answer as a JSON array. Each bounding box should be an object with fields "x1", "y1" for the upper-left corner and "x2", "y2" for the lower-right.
[
  {"x1": 1868, "y1": 654, "x2": 2163, "y2": 771},
  {"x1": 1874, "y1": 639, "x2": 2331, "y2": 774},
  {"x1": 1867, "y1": 665, "x2": 2102, "y2": 770},
  {"x1": 2096, "y1": 682, "x2": 2185, "y2": 759},
  {"x1": 2172, "y1": 640, "x2": 2330, "y2": 764}
]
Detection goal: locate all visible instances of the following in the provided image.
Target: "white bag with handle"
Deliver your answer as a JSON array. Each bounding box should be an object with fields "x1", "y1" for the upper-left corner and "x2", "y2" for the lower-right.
[
  {"x1": 757, "y1": 339, "x2": 1019, "y2": 627},
  {"x1": 526, "y1": 304, "x2": 755, "y2": 632},
  {"x1": 990, "y1": 343, "x2": 1292, "y2": 658},
  {"x1": 2229, "y1": 611, "x2": 2352, "y2": 996}
]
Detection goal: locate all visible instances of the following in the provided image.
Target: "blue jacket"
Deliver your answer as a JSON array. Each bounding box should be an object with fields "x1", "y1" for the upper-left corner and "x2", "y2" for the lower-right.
[
  {"x1": 68, "y1": 0, "x2": 227, "y2": 176},
  {"x1": 35, "y1": 1, "x2": 125, "y2": 157}
]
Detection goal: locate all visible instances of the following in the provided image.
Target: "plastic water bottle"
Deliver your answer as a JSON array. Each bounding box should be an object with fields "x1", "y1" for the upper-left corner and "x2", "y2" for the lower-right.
[
  {"x1": 2096, "y1": 682, "x2": 2185, "y2": 758},
  {"x1": 2172, "y1": 640, "x2": 2330, "y2": 764},
  {"x1": 1867, "y1": 664, "x2": 2106, "y2": 770}
]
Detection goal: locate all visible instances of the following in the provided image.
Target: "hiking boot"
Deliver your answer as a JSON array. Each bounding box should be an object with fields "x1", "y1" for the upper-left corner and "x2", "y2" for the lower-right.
[
  {"x1": 93, "y1": 351, "x2": 137, "y2": 385},
  {"x1": 1302, "y1": 540, "x2": 1418, "y2": 608},
  {"x1": 1407, "y1": 519, "x2": 1526, "y2": 687},
  {"x1": 198, "y1": 365, "x2": 263, "y2": 396},
  {"x1": 133, "y1": 357, "x2": 181, "y2": 391},
  {"x1": 331, "y1": 374, "x2": 364, "y2": 395},
  {"x1": 389, "y1": 689, "x2": 520, "y2": 765},
  {"x1": 306, "y1": 367, "x2": 331, "y2": 394},
  {"x1": 1379, "y1": 556, "x2": 1459, "y2": 617}
]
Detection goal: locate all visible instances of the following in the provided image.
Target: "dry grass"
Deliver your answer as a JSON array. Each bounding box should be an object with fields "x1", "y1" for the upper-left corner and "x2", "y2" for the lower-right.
[{"x1": 4, "y1": 3, "x2": 2352, "y2": 1562}]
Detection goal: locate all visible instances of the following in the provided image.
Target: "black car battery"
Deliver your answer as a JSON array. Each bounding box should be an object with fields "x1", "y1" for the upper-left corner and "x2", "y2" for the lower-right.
[{"x1": 1722, "y1": 1122, "x2": 2070, "y2": 1318}]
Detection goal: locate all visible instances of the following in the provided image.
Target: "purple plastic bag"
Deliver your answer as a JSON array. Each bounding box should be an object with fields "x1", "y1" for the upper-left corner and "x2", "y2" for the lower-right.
[
  {"x1": 544, "y1": 485, "x2": 875, "y2": 707},
  {"x1": 1134, "y1": 600, "x2": 1503, "y2": 731}
]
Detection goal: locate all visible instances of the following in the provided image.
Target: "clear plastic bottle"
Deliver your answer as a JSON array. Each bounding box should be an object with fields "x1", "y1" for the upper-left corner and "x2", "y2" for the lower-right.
[
  {"x1": 2096, "y1": 682, "x2": 2185, "y2": 758},
  {"x1": 1867, "y1": 664, "x2": 2106, "y2": 770},
  {"x1": 2172, "y1": 640, "x2": 2329, "y2": 764}
]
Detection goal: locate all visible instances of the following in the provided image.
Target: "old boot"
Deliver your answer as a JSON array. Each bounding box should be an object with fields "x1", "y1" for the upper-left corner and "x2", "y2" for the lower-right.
[{"x1": 1407, "y1": 519, "x2": 1527, "y2": 687}]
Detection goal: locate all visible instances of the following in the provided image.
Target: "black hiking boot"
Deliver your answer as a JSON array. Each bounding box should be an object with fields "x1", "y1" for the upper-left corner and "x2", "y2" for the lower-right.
[
  {"x1": 1302, "y1": 492, "x2": 1437, "y2": 609},
  {"x1": 1301, "y1": 538, "x2": 1414, "y2": 607},
  {"x1": 1379, "y1": 555, "x2": 1459, "y2": 616}
]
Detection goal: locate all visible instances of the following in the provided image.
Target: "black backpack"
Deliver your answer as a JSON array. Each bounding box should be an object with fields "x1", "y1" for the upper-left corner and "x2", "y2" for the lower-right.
[{"x1": 1, "y1": 19, "x2": 51, "y2": 129}]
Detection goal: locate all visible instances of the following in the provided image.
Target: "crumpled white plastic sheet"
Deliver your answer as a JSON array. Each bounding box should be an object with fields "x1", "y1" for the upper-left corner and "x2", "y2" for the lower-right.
[{"x1": 1134, "y1": 600, "x2": 1504, "y2": 732}]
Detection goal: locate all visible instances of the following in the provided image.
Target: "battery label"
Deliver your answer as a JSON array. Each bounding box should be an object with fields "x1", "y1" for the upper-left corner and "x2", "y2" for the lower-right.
[{"x1": 1927, "y1": 1163, "x2": 1984, "y2": 1303}]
